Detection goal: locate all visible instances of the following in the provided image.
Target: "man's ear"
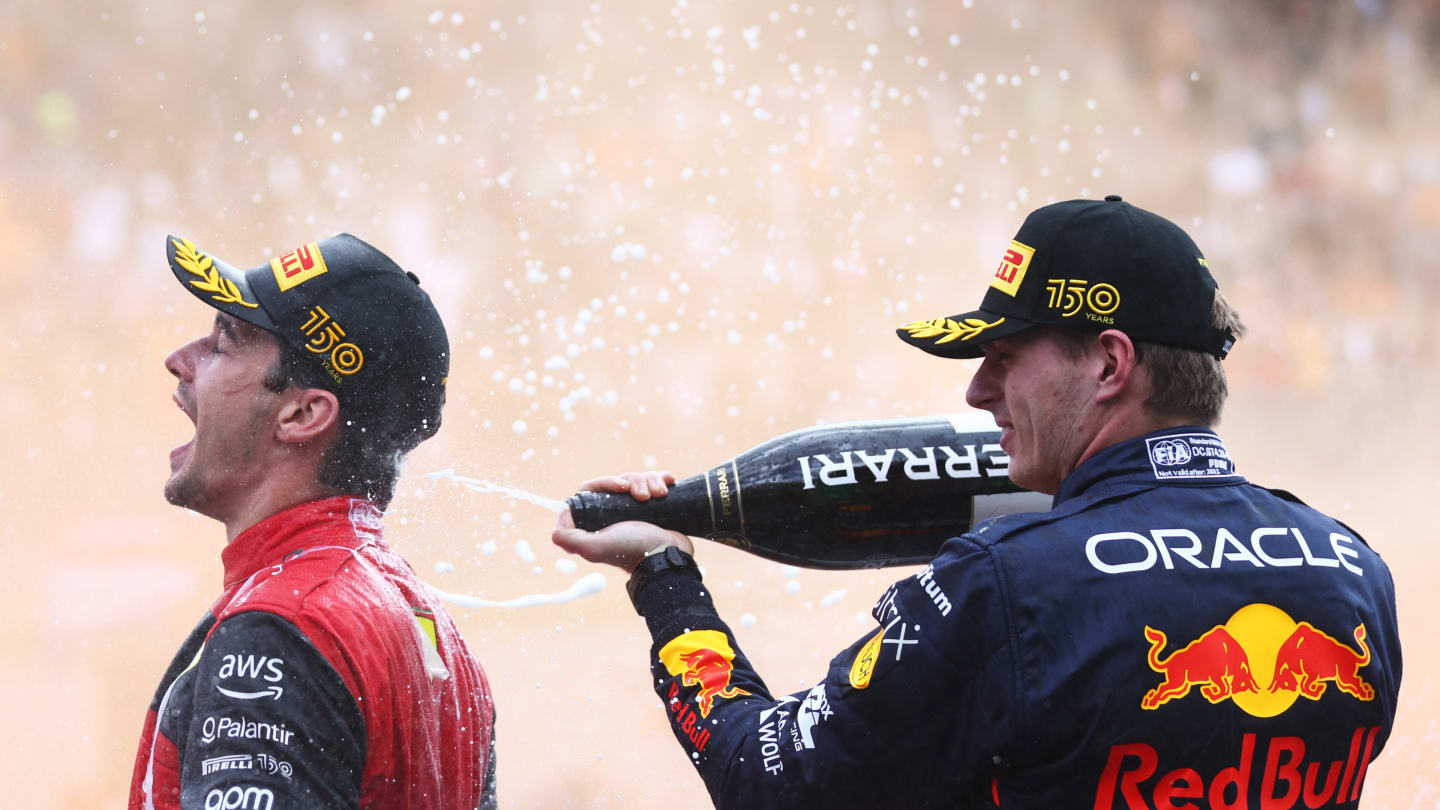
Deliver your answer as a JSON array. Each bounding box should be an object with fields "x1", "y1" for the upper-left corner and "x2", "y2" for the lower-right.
[
  {"x1": 276, "y1": 387, "x2": 341, "y2": 445},
  {"x1": 1093, "y1": 329, "x2": 1140, "y2": 404}
]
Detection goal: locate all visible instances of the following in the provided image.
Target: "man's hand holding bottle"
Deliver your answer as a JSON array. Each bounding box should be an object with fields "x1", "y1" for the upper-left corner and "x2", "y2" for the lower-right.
[{"x1": 552, "y1": 471, "x2": 694, "y2": 573}]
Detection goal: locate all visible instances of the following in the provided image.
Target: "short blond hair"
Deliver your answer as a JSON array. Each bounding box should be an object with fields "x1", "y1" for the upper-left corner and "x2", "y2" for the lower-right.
[
  {"x1": 1135, "y1": 289, "x2": 1246, "y2": 426},
  {"x1": 1051, "y1": 289, "x2": 1245, "y2": 426}
]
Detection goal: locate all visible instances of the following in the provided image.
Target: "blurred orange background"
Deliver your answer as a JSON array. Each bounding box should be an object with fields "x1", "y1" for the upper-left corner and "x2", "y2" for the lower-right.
[{"x1": 2, "y1": 0, "x2": 1436, "y2": 806}]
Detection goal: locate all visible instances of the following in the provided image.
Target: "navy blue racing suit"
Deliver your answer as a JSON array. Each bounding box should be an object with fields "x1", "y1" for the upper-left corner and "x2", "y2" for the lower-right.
[{"x1": 629, "y1": 427, "x2": 1401, "y2": 809}]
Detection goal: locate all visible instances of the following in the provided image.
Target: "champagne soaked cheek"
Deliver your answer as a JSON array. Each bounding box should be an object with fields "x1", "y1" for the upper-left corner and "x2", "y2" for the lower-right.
[{"x1": 567, "y1": 413, "x2": 1052, "y2": 569}]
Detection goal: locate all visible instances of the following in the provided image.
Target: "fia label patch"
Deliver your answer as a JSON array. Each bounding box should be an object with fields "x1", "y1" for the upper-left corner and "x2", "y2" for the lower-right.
[{"x1": 1145, "y1": 434, "x2": 1239, "y2": 480}]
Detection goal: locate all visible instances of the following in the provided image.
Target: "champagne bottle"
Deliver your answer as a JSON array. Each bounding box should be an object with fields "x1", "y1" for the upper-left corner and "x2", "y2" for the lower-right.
[{"x1": 566, "y1": 413, "x2": 1052, "y2": 569}]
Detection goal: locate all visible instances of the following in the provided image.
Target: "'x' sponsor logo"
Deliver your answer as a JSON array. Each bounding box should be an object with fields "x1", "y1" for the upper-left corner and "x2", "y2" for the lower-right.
[{"x1": 881, "y1": 616, "x2": 919, "y2": 661}]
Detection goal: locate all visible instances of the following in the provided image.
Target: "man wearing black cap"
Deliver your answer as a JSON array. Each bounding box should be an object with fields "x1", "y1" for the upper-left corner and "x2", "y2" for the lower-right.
[
  {"x1": 128, "y1": 235, "x2": 496, "y2": 809},
  {"x1": 553, "y1": 197, "x2": 1401, "y2": 808}
]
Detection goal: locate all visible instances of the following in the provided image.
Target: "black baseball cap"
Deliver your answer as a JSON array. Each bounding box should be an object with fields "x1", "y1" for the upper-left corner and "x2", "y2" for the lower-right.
[
  {"x1": 165, "y1": 233, "x2": 449, "y2": 439},
  {"x1": 897, "y1": 196, "x2": 1235, "y2": 359}
]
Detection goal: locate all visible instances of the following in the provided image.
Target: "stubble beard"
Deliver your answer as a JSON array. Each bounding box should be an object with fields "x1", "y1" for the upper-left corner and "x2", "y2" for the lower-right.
[
  {"x1": 161, "y1": 405, "x2": 271, "y2": 520},
  {"x1": 163, "y1": 463, "x2": 207, "y2": 512}
]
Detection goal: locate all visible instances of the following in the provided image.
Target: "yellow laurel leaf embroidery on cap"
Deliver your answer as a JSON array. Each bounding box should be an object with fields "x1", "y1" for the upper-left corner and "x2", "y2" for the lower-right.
[
  {"x1": 903, "y1": 316, "x2": 1005, "y2": 345},
  {"x1": 172, "y1": 237, "x2": 259, "y2": 309},
  {"x1": 903, "y1": 318, "x2": 955, "y2": 339}
]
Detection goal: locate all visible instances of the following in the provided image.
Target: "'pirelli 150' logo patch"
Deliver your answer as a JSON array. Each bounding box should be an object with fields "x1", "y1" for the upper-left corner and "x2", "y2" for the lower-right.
[
  {"x1": 271, "y1": 242, "x2": 329, "y2": 291},
  {"x1": 1144, "y1": 434, "x2": 1239, "y2": 480},
  {"x1": 990, "y1": 239, "x2": 1034, "y2": 297}
]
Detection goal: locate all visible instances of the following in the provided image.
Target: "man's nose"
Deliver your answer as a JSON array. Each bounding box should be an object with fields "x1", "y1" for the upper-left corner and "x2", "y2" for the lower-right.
[
  {"x1": 965, "y1": 358, "x2": 996, "y2": 411},
  {"x1": 165, "y1": 339, "x2": 200, "y2": 381}
]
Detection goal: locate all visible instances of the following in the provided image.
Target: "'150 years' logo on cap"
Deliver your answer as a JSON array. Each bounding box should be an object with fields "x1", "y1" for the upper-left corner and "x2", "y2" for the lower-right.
[
  {"x1": 1141, "y1": 604, "x2": 1374, "y2": 717},
  {"x1": 1045, "y1": 278, "x2": 1120, "y2": 322},
  {"x1": 301, "y1": 306, "x2": 364, "y2": 377}
]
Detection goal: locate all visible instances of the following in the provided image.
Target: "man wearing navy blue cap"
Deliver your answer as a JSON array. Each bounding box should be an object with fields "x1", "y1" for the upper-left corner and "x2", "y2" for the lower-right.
[
  {"x1": 555, "y1": 197, "x2": 1401, "y2": 808},
  {"x1": 129, "y1": 234, "x2": 496, "y2": 809}
]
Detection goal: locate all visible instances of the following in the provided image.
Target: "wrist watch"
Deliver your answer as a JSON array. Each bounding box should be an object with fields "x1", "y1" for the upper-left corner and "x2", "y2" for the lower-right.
[{"x1": 627, "y1": 545, "x2": 701, "y2": 601}]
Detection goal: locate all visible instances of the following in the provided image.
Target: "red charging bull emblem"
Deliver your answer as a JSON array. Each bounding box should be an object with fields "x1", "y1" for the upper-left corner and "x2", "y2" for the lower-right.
[
  {"x1": 660, "y1": 629, "x2": 750, "y2": 718},
  {"x1": 1142, "y1": 603, "x2": 1373, "y2": 717}
]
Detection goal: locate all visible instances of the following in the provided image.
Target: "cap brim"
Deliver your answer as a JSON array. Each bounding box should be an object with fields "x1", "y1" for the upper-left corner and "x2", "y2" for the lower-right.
[
  {"x1": 166, "y1": 235, "x2": 278, "y2": 331},
  {"x1": 896, "y1": 309, "x2": 1036, "y2": 358}
]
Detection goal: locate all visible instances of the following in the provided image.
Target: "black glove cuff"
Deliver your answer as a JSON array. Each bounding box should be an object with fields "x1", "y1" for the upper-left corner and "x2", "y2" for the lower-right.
[{"x1": 626, "y1": 545, "x2": 701, "y2": 602}]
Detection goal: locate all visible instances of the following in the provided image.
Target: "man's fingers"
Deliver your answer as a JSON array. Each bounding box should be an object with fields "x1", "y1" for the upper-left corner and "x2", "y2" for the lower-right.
[
  {"x1": 556, "y1": 508, "x2": 576, "y2": 530},
  {"x1": 578, "y1": 475, "x2": 635, "y2": 494},
  {"x1": 625, "y1": 474, "x2": 653, "y2": 501},
  {"x1": 551, "y1": 521, "x2": 695, "y2": 573},
  {"x1": 550, "y1": 526, "x2": 653, "y2": 570},
  {"x1": 551, "y1": 526, "x2": 608, "y2": 563},
  {"x1": 575, "y1": 471, "x2": 676, "y2": 501}
]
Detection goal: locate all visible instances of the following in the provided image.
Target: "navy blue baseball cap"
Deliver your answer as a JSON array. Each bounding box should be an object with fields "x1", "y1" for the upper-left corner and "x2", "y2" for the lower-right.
[
  {"x1": 898, "y1": 196, "x2": 1235, "y2": 360},
  {"x1": 165, "y1": 233, "x2": 449, "y2": 439}
]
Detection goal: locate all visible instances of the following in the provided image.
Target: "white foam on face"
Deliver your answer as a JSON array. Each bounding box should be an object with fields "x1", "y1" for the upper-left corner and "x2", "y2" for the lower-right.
[
  {"x1": 820, "y1": 589, "x2": 846, "y2": 608},
  {"x1": 432, "y1": 572, "x2": 607, "y2": 609},
  {"x1": 427, "y1": 469, "x2": 565, "y2": 512},
  {"x1": 515, "y1": 540, "x2": 537, "y2": 563}
]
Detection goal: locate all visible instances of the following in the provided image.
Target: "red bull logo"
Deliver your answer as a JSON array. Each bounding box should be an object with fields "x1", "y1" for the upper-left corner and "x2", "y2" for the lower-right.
[
  {"x1": 1142, "y1": 604, "x2": 1373, "y2": 717},
  {"x1": 1096, "y1": 727, "x2": 1384, "y2": 810},
  {"x1": 1270, "y1": 622, "x2": 1374, "y2": 701},
  {"x1": 659, "y1": 629, "x2": 750, "y2": 719},
  {"x1": 1141, "y1": 625, "x2": 1258, "y2": 709}
]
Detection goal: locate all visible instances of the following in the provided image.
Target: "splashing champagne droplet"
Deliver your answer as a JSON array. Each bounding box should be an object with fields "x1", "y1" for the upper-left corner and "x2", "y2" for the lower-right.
[
  {"x1": 427, "y1": 469, "x2": 566, "y2": 511},
  {"x1": 432, "y1": 573, "x2": 607, "y2": 609}
]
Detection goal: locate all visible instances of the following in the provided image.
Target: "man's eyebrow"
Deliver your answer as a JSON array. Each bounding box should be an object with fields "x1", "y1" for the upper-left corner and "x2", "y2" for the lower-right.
[{"x1": 215, "y1": 315, "x2": 240, "y2": 343}]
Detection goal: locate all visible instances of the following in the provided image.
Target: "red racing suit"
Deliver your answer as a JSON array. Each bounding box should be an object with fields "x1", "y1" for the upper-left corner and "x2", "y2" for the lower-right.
[{"x1": 128, "y1": 496, "x2": 496, "y2": 810}]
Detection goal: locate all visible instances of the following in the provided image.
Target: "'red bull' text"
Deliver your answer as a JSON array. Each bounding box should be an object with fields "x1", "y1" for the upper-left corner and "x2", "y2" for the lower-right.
[
  {"x1": 1095, "y1": 728, "x2": 1382, "y2": 810},
  {"x1": 667, "y1": 681, "x2": 712, "y2": 753}
]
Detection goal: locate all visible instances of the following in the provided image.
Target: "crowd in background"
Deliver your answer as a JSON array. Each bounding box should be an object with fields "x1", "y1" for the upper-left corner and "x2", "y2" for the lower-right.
[{"x1": 1, "y1": 0, "x2": 1436, "y2": 806}]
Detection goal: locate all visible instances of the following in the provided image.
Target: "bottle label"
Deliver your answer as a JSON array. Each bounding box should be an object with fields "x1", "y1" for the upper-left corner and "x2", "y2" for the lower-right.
[
  {"x1": 703, "y1": 460, "x2": 747, "y2": 537},
  {"x1": 709, "y1": 532, "x2": 751, "y2": 550},
  {"x1": 796, "y1": 442, "x2": 1010, "y2": 490}
]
